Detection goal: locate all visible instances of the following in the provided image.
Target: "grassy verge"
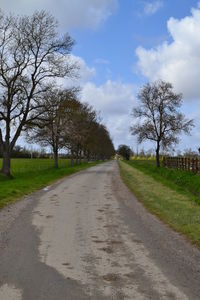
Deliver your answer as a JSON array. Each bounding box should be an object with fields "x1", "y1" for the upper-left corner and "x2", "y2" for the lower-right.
[
  {"x1": 119, "y1": 160, "x2": 200, "y2": 247},
  {"x1": 128, "y1": 159, "x2": 200, "y2": 203},
  {"x1": 0, "y1": 159, "x2": 101, "y2": 210}
]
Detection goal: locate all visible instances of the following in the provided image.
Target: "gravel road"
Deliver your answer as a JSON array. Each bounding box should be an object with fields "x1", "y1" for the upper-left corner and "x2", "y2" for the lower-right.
[{"x1": 0, "y1": 161, "x2": 200, "y2": 299}]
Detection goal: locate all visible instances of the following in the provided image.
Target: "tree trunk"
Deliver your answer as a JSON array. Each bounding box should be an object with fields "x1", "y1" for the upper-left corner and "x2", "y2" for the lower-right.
[
  {"x1": 84, "y1": 151, "x2": 87, "y2": 163},
  {"x1": 53, "y1": 150, "x2": 58, "y2": 169},
  {"x1": 87, "y1": 151, "x2": 90, "y2": 162},
  {"x1": 156, "y1": 141, "x2": 160, "y2": 168},
  {"x1": 70, "y1": 150, "x2": 74, "y2": 166},
  {"x1": 71, "y1": 157, "x2": 74, "y2": 166},
  {"x1": 75, "y1": 150, "x2": 79, "y2": 165},
  {"x1": 1, "y1": 150, "x2": 11, "y2": 177},
  {"x1": 79, "y1": 150, "x2": 82, "y2": 164}
]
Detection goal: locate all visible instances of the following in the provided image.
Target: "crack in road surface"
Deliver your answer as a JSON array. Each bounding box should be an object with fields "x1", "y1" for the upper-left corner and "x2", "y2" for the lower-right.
[{"x1": 0, "y1": 162, "x2": 200, "y2": 299}]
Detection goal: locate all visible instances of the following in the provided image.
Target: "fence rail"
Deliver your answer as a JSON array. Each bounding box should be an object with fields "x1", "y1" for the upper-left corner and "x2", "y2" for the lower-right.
[{"x1": 163, "y1": 157, "x2": 200, "y2": 173}]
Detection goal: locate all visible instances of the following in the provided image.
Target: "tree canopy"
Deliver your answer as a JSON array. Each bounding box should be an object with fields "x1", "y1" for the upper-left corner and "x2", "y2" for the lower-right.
[
  {"x1": 130, "y1": 81, "x2": 193, "y2": 167},
  {"x1": 0, "y1": 10, "x2": 76, "y2": 176},
  {"x1": 26, "y1": 86, "x2": 115, "y2": 168},
  {"x1": 0, "y1": 10, "x2": 114, "y2": 176},
  {"x1": 117, "y1": 144, "x2": 132, "y2": 160}
]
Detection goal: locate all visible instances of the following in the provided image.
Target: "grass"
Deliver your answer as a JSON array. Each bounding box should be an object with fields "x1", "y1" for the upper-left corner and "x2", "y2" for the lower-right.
[
  {"x1": 119, "y1": 160, "x2": 200, "y2": 247},
  {"x1": 127, "y1": 159, "x2": 200, "y2": 203},
  {"x1": 0, "y1": 158, "x2": 71, "y2": 176},
  {"x1": 0, "y1": 158, "x2": 101, "y2": 210}
]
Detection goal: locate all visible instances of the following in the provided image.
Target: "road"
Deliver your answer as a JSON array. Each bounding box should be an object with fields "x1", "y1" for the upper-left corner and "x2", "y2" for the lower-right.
[{"x1": 0, "y1": 161, "x2": 200, "y2": 299}]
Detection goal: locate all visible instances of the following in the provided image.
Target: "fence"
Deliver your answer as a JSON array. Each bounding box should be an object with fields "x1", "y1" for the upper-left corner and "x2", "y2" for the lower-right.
[{"x1": 163, "y1": 157, "x2": 200, "y2": 173}]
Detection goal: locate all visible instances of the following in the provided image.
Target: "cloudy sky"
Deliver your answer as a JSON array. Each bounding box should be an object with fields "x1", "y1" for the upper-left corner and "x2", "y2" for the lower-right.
[{"x1": 2, "y1": 0, "x2": 200, "y2": 153}]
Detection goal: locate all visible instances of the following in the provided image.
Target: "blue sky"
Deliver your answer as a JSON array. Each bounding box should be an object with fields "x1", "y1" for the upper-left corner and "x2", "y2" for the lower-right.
[
  {"x1": 1, "y1": 0, "x2": 200, "y2": 154},
  {"x1": 71, "y1": 0, "x2": 198, "y2": 86}
]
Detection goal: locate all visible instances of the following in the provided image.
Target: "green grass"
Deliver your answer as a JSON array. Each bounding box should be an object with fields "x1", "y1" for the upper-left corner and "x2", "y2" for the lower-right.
[
  {"x1": 119, "y1": 160, "x2": 200, "y2": 248},
  {"x1": 0, "y1": 158, "x2": 71, "y2": 176},
  {"x1": 127, "y1": 159, "x2": 200, "y2": 204},
  {"x1": 0, "y1": 158, "x2": 101, "y2": 209}
]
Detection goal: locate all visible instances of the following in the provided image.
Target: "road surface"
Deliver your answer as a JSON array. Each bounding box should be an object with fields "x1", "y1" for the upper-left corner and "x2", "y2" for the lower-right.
[{"x1": 0, "y1": 161, "x2": 200, "y2": 299}]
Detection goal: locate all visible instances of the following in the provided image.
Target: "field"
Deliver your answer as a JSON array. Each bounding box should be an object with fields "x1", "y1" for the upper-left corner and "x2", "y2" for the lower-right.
[
  {"x1": 0, "y1": 158, "x2": 99, "y2": 209},
  {"x1": 0, "y1": 158, "x2": 71, "y2": 175},
  {"x1": 119, "y1": 159, "x2": 200, "y2": 247}
]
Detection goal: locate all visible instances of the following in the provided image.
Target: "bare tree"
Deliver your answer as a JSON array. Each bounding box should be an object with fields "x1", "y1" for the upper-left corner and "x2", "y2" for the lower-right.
[
  {"x1": 27, "y1": 87, "x2": 114, "y2": 167},
  {"x1": 65, "y1": 102, "x2": 97, "y2": 165},
  {"x1": 82, "y1": 121, "x2": 115, "y2": 161},
  {"x1": 63, "y1": 103, "x2": 114, "y2": 163},
  {"x1": 26, "y1": 87, "x2": 79, "y2": 168},
  {"x1": 0, "y1": 10, "x2": 76, "y2": 176},
  {"x1": 183, "y1": 148, "x2": 199, "y2": 158},
  {"x1": 130, "y1": 81, "x2": 194, "y2": 167}
]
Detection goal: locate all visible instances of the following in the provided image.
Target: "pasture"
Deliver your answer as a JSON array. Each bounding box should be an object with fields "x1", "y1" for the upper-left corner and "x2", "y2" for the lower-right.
[{"x1": 0, "y1": 158, "x2": 71, "y2": 176}]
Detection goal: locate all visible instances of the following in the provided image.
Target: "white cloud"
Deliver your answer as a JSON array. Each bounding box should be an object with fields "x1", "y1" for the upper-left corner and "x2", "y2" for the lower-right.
[
  {"x1": 81, "y1": 80, "x2": 134, "y2": 115},
  {"x1": 57, "y1": 55, "x2": 96, "y2": 87},
  {"x1": 136, "y1": 4, "x2": 200, "y2": 99},
  {"x1": 72, "y1": 55, "x2": 96, "y2": 83},
  {"x1": 143, "y1": 0, "x2": 163, "y2": 16},
  {"x1": 81, "y1": 80, "x2": 135, "y2": 147},
  {"x1": 0, "y1": 0, "x2": 118, "y2": 31},
  {"x1": 58, "y1": 60, "x2": 136, "y2": 147}
]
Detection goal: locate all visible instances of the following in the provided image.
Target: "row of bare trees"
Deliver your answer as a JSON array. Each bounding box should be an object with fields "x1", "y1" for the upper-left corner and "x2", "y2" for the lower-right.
[
  {"x1": 0, "y1": 10, "x2": 114, "y2": 176},
  {"x1": 26, "y1": 86, "x2": 114, "y2": 168}
]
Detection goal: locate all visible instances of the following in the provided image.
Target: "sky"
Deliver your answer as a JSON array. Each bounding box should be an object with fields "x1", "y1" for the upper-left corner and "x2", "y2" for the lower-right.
[{"x1": 1, "y1": 0, "x2": 200, "y2": 153}]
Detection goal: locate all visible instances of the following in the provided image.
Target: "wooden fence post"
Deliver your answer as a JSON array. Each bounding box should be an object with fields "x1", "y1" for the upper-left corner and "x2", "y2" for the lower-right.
[{"x1": 163, "y1": 156, "x2": 200, "y2": 173}]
